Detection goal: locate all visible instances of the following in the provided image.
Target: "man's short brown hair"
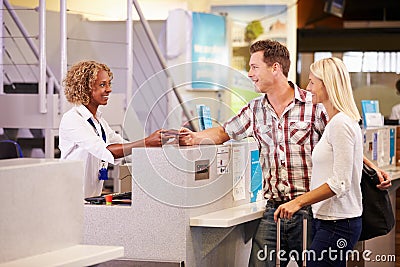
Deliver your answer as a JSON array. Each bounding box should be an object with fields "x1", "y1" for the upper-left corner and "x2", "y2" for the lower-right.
[{"x1": 250, "y1": 39, "x2": 291, "y2": 78}]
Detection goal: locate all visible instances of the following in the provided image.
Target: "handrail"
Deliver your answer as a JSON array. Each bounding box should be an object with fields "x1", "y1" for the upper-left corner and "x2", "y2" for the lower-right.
[
  {"x1": 3, "y1": 0, "x2": 61, "y2": 93},
  {"x1": 60, "y1": 0, "x2": 67, "y2": 114},
  {"x1": 38, "y1": 0, "x2": 46, "y2": 113},
  {"x1": 126, "y1": 0, "x2": 133, "y2": 108},
  {"x1": 2, "y1": 0, "x2": 195, "y2": 131},
  {"x1": 0, "y1": 0, "x2": 3, "y2": 94},
  {"x1": 131, "y1": 0, "x2": 195, "y2": 130}
]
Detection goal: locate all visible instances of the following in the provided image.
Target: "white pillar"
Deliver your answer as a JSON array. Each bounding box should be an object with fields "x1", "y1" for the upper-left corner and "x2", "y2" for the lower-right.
[
  {"x1": 126, "y1": 0, "x2": 133, "y2": 108},
  {"x1": 39, "y1": 0, "x2": 47, "y2": 113},
  {"x1": 60, "y1": 0, "x2": 67, "y2": 114}
]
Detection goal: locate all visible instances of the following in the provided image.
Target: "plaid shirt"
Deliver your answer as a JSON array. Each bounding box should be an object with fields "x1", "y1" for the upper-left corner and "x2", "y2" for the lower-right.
[{"x1": 224, "y1": 82, "x2": 328, "y2": 201}]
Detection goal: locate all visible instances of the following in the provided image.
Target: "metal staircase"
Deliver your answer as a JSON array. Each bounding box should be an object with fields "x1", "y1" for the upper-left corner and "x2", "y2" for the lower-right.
[{"x1": 0, "y1": 0, "x2": 193, "y2": 158}]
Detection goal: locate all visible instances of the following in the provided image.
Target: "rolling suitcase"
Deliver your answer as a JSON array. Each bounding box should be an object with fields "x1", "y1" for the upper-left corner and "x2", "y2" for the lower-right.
[{"x1": 276, "y1": 210, "x2": 308, "y2": 267}]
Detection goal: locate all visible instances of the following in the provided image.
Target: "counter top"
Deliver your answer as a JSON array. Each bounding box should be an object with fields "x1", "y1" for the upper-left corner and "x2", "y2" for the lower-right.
[
  {"x1": 190, "y1": 165, "x2": 400, "y2": 228},
  {"x1": 382, "y1": 165, "x2": 400, "y2": 180},
  {"x1": 0, "y1": 245, "x2": 123, "y2": 267},
  {"x1": 190, "y1": 200, "x2": 267, "y2": 227},
  {"x1": 0, "y1": 158, "x2": 77, "y2": 169}
]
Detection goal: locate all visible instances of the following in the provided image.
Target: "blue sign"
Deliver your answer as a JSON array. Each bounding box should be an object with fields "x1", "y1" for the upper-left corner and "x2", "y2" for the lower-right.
[
  {"x1": 250, "y1": 150, "x2": 263, "y2": 202},
  {"x1": 191, "y1": 12, "x2": 228, "y2": 89}
]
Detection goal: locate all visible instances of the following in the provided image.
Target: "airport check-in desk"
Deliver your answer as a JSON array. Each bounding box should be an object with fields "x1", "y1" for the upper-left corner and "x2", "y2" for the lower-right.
[
  {"x1": 0, "y1": 158, "x2": 123, "y2": 267},
  {"x1": 83, "y1": 129, "x2": 400, "y2": 266},
  {"x1": 84, "y1": 141, "x2": 265, "y2": 266}
]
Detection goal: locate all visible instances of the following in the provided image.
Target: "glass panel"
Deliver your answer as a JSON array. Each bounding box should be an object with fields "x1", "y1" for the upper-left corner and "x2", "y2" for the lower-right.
[
  {"x1": 343, "y1": 52, "x2": 363, "y2": 72},
  {"x1": 314, "y1": 52, "x2": 332, "y2": 62},
  {"x1": 297, "y1": 51, "x2": 400, "y2": 118},
  {"x1": 362, "y1": 52, "x2": 378, "y2": 72}
]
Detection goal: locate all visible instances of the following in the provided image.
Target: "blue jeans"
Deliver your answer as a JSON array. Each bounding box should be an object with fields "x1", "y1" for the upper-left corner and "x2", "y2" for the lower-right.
[
  {"x1": 307, "y1": 217, "x2": 362, "y2": 267},
  {"x1": 248, "y1": 204, "x2": 312, "y2": 267}
]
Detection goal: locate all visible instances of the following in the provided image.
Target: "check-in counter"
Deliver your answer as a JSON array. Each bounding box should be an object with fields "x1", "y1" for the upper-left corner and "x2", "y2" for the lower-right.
[
  {"x1": 353, "y1": 165, "x2": 400, "y2": 267},
  {"x1": 349, "y1": 125, "x2": 400, "y2": 267},
  {"x1": 83, "y1": 129, "x2": 400, "y2": 266},
  {"x1": 84, "y1": 141, "x2": 264, "y2": 266},
  {"x1": 0, "y1": 158, "x2": 123, "y2": 267}
]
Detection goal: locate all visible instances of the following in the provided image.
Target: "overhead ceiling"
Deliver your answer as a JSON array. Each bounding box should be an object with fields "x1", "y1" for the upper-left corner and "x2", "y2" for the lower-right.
[
  {"x1": 335, "y1": 0, "x2": 400, "y2": 21},
  {"x1": 8, "y1": 0, "x2": 400, "y2": 23},
  {"x1": 299, "y1": 0, "x2": 400, "y2": 29},
  {"x1": 8, "y1": 0, "x2": 188, "y2": 20},
  {"x1": 298, "y1": 1, "x2": 400, "y2": 51}
]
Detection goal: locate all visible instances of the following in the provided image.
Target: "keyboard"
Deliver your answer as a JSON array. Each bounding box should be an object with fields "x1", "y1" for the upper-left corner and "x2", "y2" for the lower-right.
[
  {"x1": 85, "y1": 191, "x2": 131, "y2": 204},
  {"x1": 110, "y1": 191, "x2": 131, "y2": 200}
]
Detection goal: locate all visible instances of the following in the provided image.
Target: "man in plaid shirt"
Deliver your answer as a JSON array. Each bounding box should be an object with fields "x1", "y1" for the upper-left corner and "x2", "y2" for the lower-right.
[{"x1": 179, "y1": 39, "x2": 390, "y2": 266}]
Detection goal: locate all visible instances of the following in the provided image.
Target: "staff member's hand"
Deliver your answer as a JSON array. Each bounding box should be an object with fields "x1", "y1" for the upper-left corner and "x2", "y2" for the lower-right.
[{"x1": 144, "y1": 129, "x2": 165, "y2": 147}]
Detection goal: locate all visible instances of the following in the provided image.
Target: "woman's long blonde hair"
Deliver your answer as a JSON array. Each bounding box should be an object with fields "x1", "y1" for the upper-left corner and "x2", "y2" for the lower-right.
[{"x1": 310, "y1": 57, "x2": 361, "y2": 121}]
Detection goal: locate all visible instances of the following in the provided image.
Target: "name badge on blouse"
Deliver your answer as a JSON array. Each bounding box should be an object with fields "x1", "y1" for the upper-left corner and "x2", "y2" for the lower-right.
[{"x1": 98, "y1": 161, "x2": 108, "y2": 180}]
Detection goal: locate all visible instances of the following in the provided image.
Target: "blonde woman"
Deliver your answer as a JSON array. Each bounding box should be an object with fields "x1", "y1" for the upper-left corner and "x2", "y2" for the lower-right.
[
  {"x1": 274, "y1": 57, "x2": 365, "y2": 266},
  {"x1": 59, "y1": 60, "x2": 163, "y2": 198}
]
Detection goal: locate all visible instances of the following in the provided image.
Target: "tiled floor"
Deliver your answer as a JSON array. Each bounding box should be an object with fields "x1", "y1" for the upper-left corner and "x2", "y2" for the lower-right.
[{"x1": 96, "y1": 259, "x2": 184, "y2": 267}]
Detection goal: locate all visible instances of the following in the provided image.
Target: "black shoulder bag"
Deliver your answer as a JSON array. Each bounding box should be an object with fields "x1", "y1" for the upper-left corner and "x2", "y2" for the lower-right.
[{"x1": 359, "y1": 163, "x2": 395, "y2": 241}]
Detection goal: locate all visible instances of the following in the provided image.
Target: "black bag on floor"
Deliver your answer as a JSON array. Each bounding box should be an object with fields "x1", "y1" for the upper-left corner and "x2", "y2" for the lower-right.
[{"x1": 359, "y1": 163, "x2": 395, "y2": 241}]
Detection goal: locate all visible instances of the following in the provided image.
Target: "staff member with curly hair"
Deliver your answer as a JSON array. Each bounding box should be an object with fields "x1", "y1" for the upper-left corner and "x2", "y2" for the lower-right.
[
  {"x1": 59, "y1": 60, "x2": 163, "y2": 198},
  {"x1": 389, "y1": 78, "x2": 400, "y2": 120}
]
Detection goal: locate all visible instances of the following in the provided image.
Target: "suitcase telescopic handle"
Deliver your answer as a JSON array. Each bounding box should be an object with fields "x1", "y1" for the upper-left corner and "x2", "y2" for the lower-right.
[{"x1": 276, "y1": 209, "x2": 308, "y2": 267}]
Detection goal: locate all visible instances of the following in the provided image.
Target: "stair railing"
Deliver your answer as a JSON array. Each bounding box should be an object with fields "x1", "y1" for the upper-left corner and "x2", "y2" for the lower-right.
[
  {"x1": 132, "y1": 0, "x2": 195, "y2": 131},
  {"x1": 3, "y1": 0, "x2": 61, "y2": 114}
]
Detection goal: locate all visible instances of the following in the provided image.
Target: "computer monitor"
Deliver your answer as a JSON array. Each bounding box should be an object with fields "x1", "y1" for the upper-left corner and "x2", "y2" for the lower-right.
[
  {"x1": 324, "y1": 0, "x2": 346, "y2": 18},
  {"x1": 196, "y1": 104, "x2": 212, "y2": 131}
]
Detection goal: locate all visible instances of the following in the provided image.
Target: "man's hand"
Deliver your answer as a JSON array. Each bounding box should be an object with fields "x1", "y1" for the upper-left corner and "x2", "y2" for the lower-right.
[
  {"x1": 178, "y1": 126, "x2": 230, "y2": 146},
  {"x1": 178, "y1": 127, "x2": 197, "y2": 146}
]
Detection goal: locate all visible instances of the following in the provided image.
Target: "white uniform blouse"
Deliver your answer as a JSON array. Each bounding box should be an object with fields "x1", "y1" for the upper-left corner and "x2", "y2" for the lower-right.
[
  {"x1": 310, "y1": 112, "x2": 363, "y2": 220},
  {"x1": 59, "y1": 105, "x2": 124, "y2": 198},
  {"x1": 389, "y1": 103, "x2": 400, "y2": 120}
]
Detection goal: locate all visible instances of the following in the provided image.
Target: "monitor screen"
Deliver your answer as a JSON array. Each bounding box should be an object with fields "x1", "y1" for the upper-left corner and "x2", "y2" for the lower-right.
[{"x1": 324, "y1": 0, "x2": 346, "y2": 18}]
